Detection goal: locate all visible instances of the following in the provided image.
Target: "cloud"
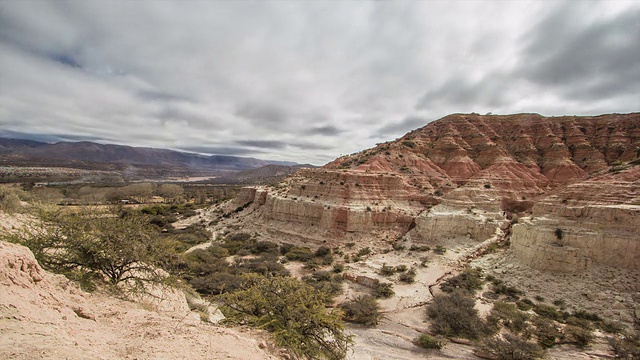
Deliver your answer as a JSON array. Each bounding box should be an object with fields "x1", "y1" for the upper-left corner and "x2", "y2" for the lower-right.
[
  {"x1": 178, "y1": 146, "x2": 264, "y2": 156},
  {"x1": 306, "y1": 125, "x2": 342, "y2": 136},
  {"x1": 235, "y1": 140, "x2": 288, "y2": 150},
  {"x1": 373, "y1": 116, "x2": 430, "y2": 138},
  {"x1": 517, "y1": 6, "x2": 640, "y2": 102},
  {"x1": 235, "y1": 102, "x2": 290, "y2": 127},
  {"x1": 0, "y1": 1, "x2": 638, "y2": 165}
]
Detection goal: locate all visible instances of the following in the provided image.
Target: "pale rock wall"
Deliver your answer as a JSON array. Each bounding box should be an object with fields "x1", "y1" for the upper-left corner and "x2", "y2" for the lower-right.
[
  {"x1": 510, "y1": 209, "x2": 640, "y2": 271},
  {"x1": 259, "y1": 192, "x2": 414, "y2": 233},
  {"x1": 410, "y1": 204, "x2": 505, "y2": 243}
]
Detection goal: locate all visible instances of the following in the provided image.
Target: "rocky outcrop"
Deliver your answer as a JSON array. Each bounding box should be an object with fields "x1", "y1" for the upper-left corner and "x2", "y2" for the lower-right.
[
  {"x1": 410, "y1": 204, "x2": 506, "y2": 244},
  {"x1": 219, "y1": 113, "x2": 639, "y2": 270},
  {"x1": 511, "y1": 166, "x2": 640, "y2": 271},
  {"x1": 0, "y1": 240, "x2": 274, "y2": 359}
]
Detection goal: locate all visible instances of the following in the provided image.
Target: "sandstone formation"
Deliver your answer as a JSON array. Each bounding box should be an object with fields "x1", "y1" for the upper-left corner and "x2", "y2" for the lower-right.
[
  {"x1": 0, "y1": 240, "x2": 275, "y2": 359},
  {"x1": 511, "y1": 165, "x2": 640, "y2": 271},
  {"x1": 218, "y1": 112, "x2": 639, "y2": 272}
]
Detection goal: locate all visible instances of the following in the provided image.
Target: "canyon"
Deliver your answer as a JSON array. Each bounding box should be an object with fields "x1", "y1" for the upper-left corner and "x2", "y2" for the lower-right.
[{"x1": 217, "y1": 112, "x2": 639, "y2": 273}]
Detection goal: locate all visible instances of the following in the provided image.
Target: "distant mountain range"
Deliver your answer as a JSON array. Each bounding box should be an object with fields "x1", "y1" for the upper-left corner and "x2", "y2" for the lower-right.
[{"x1": 0, "y1": 138, "x2": 298, "y2": 175}]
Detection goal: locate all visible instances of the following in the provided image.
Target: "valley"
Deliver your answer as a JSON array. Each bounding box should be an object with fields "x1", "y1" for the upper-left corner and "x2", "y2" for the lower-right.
[{"x1": 1, "y1": 112, "x2": 639, "y2": 359}]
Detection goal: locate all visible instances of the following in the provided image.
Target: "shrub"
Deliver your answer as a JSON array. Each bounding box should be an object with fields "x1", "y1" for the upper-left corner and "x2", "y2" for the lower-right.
[
  {"x1": 220, "y1": 274, "x2": 352, "y2": 360},
  {"x1": 357, "y1": 247, "x2": 372, "y2": 257},
  {"x1": 532, "y1": 304, "x2": 563, "y2": 321},
  {"x1": 516, "y1": 299, "x2": 535, "y2": 311},
  {"x1": 339, "y1": 295, "x2": 382, "y2": 326},
  {"x1": 315, "y1": 246, "x2": 331, "y2": 257},
  {"x1": 251, "y1": 240, "x2": 280, "y2": 255},
  {"x1": 608, "y1": 330, "x2": 640, "y2": 359},
  {"x1": 481, "y1": 334, "x2": 545, "y2": 360},
  {"x1": 379, "y1": 263, "x2": 396, "y2": 276},
  {"x1": 487, "y1": 302, "x2": 530, "y2": 335},
  {"x1": 554, "y1": 227, "x2": 564, "y2": 240},
  {"x1": 333, "y1": 263, "x2": 345, "y2": 273},
  {"x1": 433, "y1": 245, "x2": 446, "y2": 255},
  {"x1": 427, "y1": 291, "x2": 486, "y2": 339},
  {"x1": 532, "y1": 317, "x2": 561, "y2": 348},
  {"x1": 374, "y1": 282, "x2": 395, "y2": 299},
  {"x1": 399, "y1": 268, "x2": 417, "y2": 284},
  {"x1": 563, "y1": 325, "x2": 593, "y2": 348},
  {"x1": 491, "y1": 281, "x2": 523, "y2": 300},
  {"x1": 8, "y1": 209, "x2": 174, "y2": 289},
  {"x1": 441, "y1": 268, "x2": 484, "y2": 295},
  {"x1": 402, "y1": 140, "x2": 415, "y2": 148},
  {"x1": 285, "y1": 246, "x2": 314, "y2": 262},
  {"x1": 416, "y1": 334, "x2": 444, "y2": 350}
]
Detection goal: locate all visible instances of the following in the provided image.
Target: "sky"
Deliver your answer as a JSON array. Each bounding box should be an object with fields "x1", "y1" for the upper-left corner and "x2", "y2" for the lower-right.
[{"x1": 0, "y1": 1, "x2": 638, "y2": 165}]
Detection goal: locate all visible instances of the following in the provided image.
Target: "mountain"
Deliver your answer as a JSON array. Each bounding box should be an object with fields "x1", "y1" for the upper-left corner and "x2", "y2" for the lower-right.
[
  {"x1": 0, "y1": 139, "x2": 296, "y2": 175},
  {"x1": 212, "y1": 112, "x2": 639, "y2": 270},
  {"x1": 0, "y1": 138, "x2": 47, "y2": 154},
  {"x1": 209, "y1": 164, "x2": 317, "y2": 185}
]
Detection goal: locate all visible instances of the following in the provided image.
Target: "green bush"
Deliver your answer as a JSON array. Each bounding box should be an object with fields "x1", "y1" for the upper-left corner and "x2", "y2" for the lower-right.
[
  {"x1": 608, "y1": 330, "x2": 640, "y2": 359},
  {"x1": 427, "y1": 291, "x2": 486, "y2": 339},
  {"x1": 481, "y1": 334, "x2": 545, "y2": 360},
  {"x1": 374, "y1": 282, "x2": 395, "y2": 299},
  {"x1": 284, "y1": 246, "x2": 314, "y2": 261},
  {"x1": 487, "y1": 301, "x2": 530, "y2": 335},
  {"x1": 379, "y1": 263, "x2": 396, "y2": 276},
  {"x1": 433, "y1": 245, "x2": 447, "y2": 255},
  {"x1": 441, "y1": 268, "x2": 484, "y2": 295},
  {"x1": 357, "y1": 247, "x2": 372, "y2": 257},
  {"x1": 531, "y1": 317, "x2": 561, "y2": 348},
  {"x1": 516, "y1": 299, "x2": 535, "y2": 311},
  {"x1": 339, "y1": 295, "x2": 382, "y2": 326},
  {"x1": 492, "y1": 283, "x2": 524, "y2": 300},
  {"x1": 416, "y1": 334, "x2": 444, "y2": 350},
  {"x1": 399, "y1": 268, "x2": 416, "y2": 284},
  {"x1": 7, "y1": 209, "x2": 173, "y2": 288},
  {"x1": 220, "y1": 274, "x2": 352, "y2": 360},
  {"x1": 532, "y1": 304, "x2": 563, "y2": 321},
  {"x1": 563, "y1": 325, "x2": 593, "y2": 348}
]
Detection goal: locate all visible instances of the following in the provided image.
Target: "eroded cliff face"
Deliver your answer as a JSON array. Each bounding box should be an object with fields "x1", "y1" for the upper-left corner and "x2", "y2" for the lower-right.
[
  {"x1": 220, "y1": 113, "x2": 639, "y2": 271},
  {"x1": 511, "y1": 166, "x2": 640, "y2": 271}
]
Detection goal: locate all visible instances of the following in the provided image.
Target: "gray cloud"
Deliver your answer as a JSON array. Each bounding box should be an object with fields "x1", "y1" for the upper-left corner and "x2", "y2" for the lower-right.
[
  {"x1": 0, "y1": 1, "x2": 638, "y2": 165},
  {"x1": 373, "y1": 116, "x2": 430, "y2": 138},
  {"x1": 178, "y1": 146, "x2": 264, "y2": 156},
  {"x1": 518, "y1": 6, "x2": 640, "y2": 102},
  {"x1": 306, "y1": 125, "x2": 342, "y2": 136},
  {"x1": 235, "y1": 102, "x2": 290, "y2": 127},
  {"x1": 235, "y1": 140, "x2": 287, "y2": 150}
]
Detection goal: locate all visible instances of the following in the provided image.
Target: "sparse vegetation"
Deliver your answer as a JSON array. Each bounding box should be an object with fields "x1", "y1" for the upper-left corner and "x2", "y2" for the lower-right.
[
  {"x1": 441, "y1": 267, "x2": 484, "y2": 295},
  {"x1": 374, "y1": 282, "x2": 395, "y2": 298},
  {"x1": 427, "y1": 291, "x2": 487, "y2": 339},
  {"x1": 415, "y1": 334, "x2": 444, "y2": 350},
  {"x1": 433, "y1": 245, "x2": 447, "y2": 255},
  {"x1": 398, "y1": 267, "x2": 416, "y2": 283},
  {"x1": 220, "y1": 274, "x2": 352, "y2": 360},
  {"x1": 339, "y1": 295, "x2": 382, "y2": 326},
  {"x1": 6, "y1": 208, "x2": 175, "y2": 290},
  {"x1": 481, "y1": 334, "x2": 545, "y2": 360},
  {"x1": 608, "y1": 330, "x2": 640, "y2": 359}
]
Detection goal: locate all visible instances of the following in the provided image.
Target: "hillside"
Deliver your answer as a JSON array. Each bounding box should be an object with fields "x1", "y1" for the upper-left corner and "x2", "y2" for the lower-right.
[
  {"x1": 0, "y1": 238, "x2": 276, "y2": 360},
  {"x1": 209, "y1": 112, "x2": 639, "y2": 271}
]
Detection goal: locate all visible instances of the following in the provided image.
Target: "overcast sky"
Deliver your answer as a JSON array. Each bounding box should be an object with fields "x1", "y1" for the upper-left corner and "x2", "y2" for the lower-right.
[{"x1": 0, "y1": 1, "x2": 638, "y2": 164}]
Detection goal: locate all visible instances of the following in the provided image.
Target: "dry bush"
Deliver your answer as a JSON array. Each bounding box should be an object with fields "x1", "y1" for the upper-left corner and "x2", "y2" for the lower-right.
[
  {"x1": 339, "y1": 295, "x2": 382, "y2": 326},
  {"x1": 427, "y1": 291, "x2": 486, "y2": 339},
  {"x1": 481, "y1": 334, "x2": 545, "y2": 360}
]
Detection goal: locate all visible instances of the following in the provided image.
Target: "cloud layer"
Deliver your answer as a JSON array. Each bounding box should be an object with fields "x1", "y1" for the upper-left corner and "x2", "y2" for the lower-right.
[{"x1": 1, "y1": 1, "x2": 638, "y2": 164}]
